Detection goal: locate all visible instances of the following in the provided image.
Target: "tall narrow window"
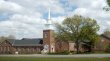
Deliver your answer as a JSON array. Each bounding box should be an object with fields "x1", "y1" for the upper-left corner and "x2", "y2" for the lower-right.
[{"x1": 44, "y1": 33, "x2": 48, "y2": 38}]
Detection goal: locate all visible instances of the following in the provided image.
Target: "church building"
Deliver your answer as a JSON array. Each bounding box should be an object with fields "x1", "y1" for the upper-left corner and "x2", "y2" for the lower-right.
[{"x1": 0, "y1": 8, "x2": 75, "y2": 54}]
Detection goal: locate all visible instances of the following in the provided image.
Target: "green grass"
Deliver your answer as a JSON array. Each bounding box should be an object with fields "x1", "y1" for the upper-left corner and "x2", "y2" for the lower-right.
[{"x1": 0, "y1": 57, "x2": 110, "y2": 61}]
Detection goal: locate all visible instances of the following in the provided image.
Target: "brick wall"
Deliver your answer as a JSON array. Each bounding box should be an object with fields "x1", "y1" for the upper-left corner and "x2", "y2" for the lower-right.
[{"x1": 55, "y1": 41, "x2": 69, "y2": 52}]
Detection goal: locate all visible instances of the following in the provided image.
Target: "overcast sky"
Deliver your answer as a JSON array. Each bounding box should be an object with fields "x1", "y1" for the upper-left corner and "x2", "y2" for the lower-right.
[{"x1": 0, "y1": 0, "x2": 110, "y2": 39}]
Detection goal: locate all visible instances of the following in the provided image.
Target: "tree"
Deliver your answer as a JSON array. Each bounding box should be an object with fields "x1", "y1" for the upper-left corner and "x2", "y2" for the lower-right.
[
  {"x1": 0, "y1": 35, "x2": 16, "y2": 43},
  {"x1": 103, "y1": 0, "x2": 110, "y2": 11},
  {"x1": 103, "y1": 29, "x2": 110, "y2": 35},
  {"x1": 0, "y1": 36, "x2": 8, "y2": 43},
  {"x1": 79, "y1": 22, "x2": 100, "y2": 52},
  {"x1": 7, "y1": 35, "x2": 16, "y2": 39},
  {"x1": 107, "y1": 0, "x2": 110, "y2": 7},
  {"x1": 55, "y1": 15, "x2": 100, "y2": 53},
  {"x1": 103, "y1": 30, "x2": 110, "y2": 52}
]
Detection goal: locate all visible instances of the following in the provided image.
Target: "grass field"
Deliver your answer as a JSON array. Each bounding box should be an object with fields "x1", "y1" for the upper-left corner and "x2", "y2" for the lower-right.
[{"x1": 0, "y1": 57, "x2": 110, "y2": 61}]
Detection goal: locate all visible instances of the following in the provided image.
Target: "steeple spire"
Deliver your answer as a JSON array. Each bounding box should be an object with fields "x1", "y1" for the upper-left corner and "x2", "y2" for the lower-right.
[
  {"x1": 47, "y1": 8, "x2": 51, "y2": 24},
  {"x1": 44, "y1": 7, "x2": 53, "y2": 30},
  {"x1": 48, "y1": 8, "x2": 50, "y2": 20}
]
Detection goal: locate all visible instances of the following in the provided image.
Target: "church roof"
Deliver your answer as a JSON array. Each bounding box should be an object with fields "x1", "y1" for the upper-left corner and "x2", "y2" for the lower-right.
[
  {"x1": 7, "y1": 38, "x2": 43, "y2": 46},
  {"x1": 101, "y1": 34, "x2": 110, "y2": 40}
]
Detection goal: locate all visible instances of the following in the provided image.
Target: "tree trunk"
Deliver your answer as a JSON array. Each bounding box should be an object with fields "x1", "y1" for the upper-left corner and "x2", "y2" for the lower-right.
[{"x1": 76, "y1": 40, "x2": 79, "y2": 54}]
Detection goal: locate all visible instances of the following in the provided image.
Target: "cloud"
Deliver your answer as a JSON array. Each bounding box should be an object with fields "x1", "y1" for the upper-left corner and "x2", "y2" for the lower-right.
[
  {"x1": 69, "y1": 0, "x2": 110, "y2": 34},
  {"x1": 0, "y1": 0, "x2": 110, "y2": 39},
  {"x1": 9, "y1": 0, "x2": 65, "y2": 14},
  {"x1": 0, "y1": 0, "x2": 23, "y2": 13},
  {"x1": 0, "y1": 13, "x2": 46, "y2": 39},
  {"x1": 0, "y1": 0, "x2": 46, "y2": 39}
]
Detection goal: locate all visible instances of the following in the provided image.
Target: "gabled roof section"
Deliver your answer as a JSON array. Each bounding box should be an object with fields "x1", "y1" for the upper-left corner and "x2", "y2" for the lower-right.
[
  {"x1": 0, "y1": 39, "x2": 14, "y2": 45},
  {"x1": 7, "y1": 39, "x2": 15, "y2": 45}
]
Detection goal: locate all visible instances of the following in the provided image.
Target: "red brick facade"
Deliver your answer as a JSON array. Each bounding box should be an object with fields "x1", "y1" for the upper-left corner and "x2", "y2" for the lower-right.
[
  {"x1": 43, "y1": 30, "x2": 76, "y2": 53},
  {"x1": 0, "y1": 40, "x2": 42, "y2": 54},
  {"x1": 0, "y1": 41, "x2": 12, "y2": 54},
  {"x1": 94, "y1": 35, "x2": 110, "y2": 51},
  {"x1": 55, "y1": 41, "x2": 69, "y2": 52},
  {"x1": 43, "y1": 30, "x2": 55, "y2": 52}
]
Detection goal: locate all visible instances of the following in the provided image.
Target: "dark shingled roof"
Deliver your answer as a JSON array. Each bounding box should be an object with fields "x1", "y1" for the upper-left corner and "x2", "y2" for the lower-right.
[
  {"x1": 101, "y1": 34, "x2": 110, "y2": 40},
  {"x1": 7, "y1": 38, "x2": 43, "y2": 46}
]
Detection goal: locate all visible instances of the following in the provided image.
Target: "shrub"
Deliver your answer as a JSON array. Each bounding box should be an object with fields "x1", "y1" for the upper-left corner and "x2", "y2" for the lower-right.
[
  {"x1": 48, "y1": 50, "x2": 69, "y2": 55},
  {"x1": 105, "y1": 44, "x2": 110, "y2": 53}
]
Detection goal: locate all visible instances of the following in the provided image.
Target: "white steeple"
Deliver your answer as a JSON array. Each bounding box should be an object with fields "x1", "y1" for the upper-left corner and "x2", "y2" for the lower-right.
[
  {"x1": 48, "y1": 8, "x2": 50, "y2": 20},
  {"x1": 47, "y1": 8, "x2": 52, "y2": 24},
  {"x1": 45, "y1": 8, "x2": 53, "y2": 30}
]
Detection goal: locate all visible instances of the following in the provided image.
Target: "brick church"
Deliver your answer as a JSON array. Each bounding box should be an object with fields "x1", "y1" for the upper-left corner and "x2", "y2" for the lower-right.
[
  {"x1": 0, "y1": 8, "x2": 110, "y2": 54},
  {"x1": 0, "y1": 9, "x2": 76, "y2": 54}
]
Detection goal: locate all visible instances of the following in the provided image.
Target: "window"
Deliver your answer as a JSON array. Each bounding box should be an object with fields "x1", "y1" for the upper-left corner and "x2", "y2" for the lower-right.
[
  {"x1": 101, "y1": 39, "x2": 104, "y2": 42},
  {"x1": 7, "y1": 47, "x2": 9, "y2": 51},
  {"x1": 1, "y1": 46, "x2": 3, "y2": 51},
  {"x1": 44, "y1": 33, "x2": 48, "y2": 38}
]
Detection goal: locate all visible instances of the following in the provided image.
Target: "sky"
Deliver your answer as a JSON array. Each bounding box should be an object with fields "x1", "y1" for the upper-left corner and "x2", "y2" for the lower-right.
[{"x1": 0, "y1": 0, "x2": 110, "y2": 39}]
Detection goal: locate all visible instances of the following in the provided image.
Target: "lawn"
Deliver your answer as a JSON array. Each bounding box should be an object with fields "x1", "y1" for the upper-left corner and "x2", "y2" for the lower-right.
[{"x1": 0, "y1": 57, "x2": 110, "y2": 61}]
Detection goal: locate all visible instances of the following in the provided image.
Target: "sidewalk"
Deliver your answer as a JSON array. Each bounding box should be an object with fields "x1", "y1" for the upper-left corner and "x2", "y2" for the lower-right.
[{"x1": 0, "y1": 54, "x2": 110, "y2": 58}]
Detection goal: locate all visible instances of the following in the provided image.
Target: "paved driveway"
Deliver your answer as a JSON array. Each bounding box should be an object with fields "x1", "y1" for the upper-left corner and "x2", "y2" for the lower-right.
[{"x1": 0, "y1": 54, "x2": 110, "y2": 58}]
